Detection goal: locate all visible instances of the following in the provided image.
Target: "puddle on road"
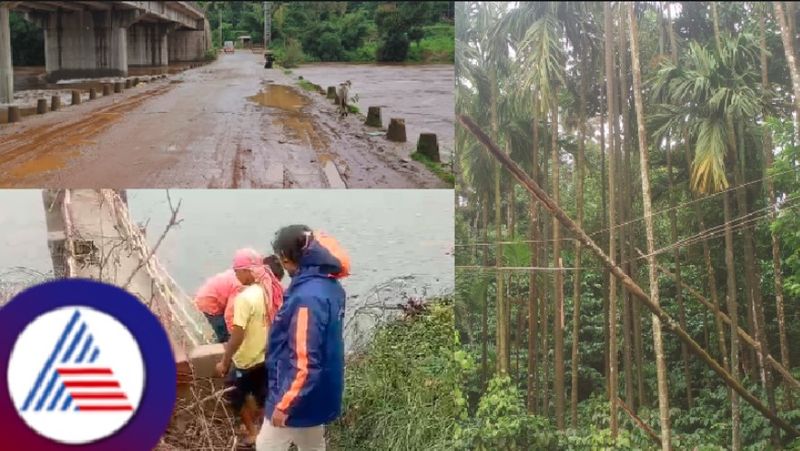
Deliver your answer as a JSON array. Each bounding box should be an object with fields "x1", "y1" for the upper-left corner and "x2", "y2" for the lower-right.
[
  {"x1": 248, "y1": 84, "x2": 309, "y2": 111},
  {"x1": 248, "y1": 84, "x2": 327, "y2": 150}
]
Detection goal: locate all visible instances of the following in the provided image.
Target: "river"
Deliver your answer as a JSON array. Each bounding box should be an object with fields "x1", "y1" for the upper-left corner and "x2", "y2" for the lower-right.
[{"x1": 127, "y1": 189, "x2": 454, "y2": 296}]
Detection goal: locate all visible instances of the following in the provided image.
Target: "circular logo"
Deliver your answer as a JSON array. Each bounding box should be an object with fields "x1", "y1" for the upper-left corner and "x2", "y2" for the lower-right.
[{"x1": 0, "y1": 279, "x2": 176, "y2": 451}]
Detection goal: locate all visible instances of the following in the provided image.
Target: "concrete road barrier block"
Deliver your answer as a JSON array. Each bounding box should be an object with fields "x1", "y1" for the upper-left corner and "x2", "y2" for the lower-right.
[
  {"x1": 416, "y1": 133, "x2": 441, "y2": 162},
  {"x1": 37, "y1": 98, "x2": 47, "y2": 114},
  {"x1": 124, "y1": 79, "x2": 132, "y2": 89},
  {"x1": 114, "y1": 82, "x2": 123, "y2": 93},
  {"x1": 386, "y1": 118, "x2": 407, "y2": 142},
  {"x1": 327, "y1": 86, "x2": 336, "y2": 99},
  {"x1": 365, "y1": 106, "x2": 382, "y2": 127},
  {"x1": 71, "y1": 90, "x2": 81, "y2": 105},
  {"x1": 89, "y1": 88, "x2": 97, "y2": 100},
  {"x1": 7, "y1": 106, "x2": 19, "y2": 123},
  {"x1": 188, "y1": 343, "x2": 226, "y2": 379},
  {"x1": 51, "y1": 95, "x2": 60, "y2": 111},
  {"x1": 103, "y1": 84, "x2": 111, "y2": 96}
]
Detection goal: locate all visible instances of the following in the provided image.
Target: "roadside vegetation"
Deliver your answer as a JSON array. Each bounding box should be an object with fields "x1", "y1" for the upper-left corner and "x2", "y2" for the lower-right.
[
  {"x1": 200, "y1": 1, "x2": 454, "y2": 65},
  {"x1": 328, "y1": 299, "x2": 462, "y2": 451}
]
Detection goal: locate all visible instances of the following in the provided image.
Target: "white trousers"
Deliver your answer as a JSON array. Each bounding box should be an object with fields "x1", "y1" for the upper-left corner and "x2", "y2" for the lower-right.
[{"x1": 255, "y1": 422, "x2": 326, "y2": 451}]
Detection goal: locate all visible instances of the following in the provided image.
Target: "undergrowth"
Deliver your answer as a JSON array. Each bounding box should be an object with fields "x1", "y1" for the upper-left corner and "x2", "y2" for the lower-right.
[
  {"x1": 412, "y1": 152, "x2": 454, "y2": 185},
  {"x1": 327, "y1": 299, "x2": 463, "y2": 450}
]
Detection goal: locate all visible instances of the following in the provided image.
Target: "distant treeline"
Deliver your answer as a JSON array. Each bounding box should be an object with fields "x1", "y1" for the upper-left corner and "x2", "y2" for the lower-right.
[{"x1": 201, "y1": 1, "x2": 455, "y2": 64}]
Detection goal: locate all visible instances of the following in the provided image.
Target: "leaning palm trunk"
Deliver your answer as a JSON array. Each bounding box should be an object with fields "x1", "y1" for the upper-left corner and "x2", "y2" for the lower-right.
[{"x1": 627, "y1": 4, "x2": 671, "y2": 449}]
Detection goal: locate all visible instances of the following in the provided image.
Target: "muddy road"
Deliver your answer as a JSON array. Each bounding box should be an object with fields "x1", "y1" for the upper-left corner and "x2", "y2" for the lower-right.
[
  {"x1": 0, "y1": 53, "x2": 447, "y2": 188},
  {"x1": 294, "y1": 63, "x2": 454, "y2": 162}
]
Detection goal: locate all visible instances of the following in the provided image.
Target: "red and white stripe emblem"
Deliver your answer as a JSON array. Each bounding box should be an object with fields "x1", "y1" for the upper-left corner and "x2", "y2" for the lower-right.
[{"x1": 56, "y1": 367, "x2": 133, "y2": 411}]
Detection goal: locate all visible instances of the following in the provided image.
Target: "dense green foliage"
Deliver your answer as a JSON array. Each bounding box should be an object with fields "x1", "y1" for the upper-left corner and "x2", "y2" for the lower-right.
[
  {"x1": 9, "y1": 12, "x2": 43, "y2": 66},
  {"x1": 457, "y1": 1, "x2": 800, "y2": 449},
  {"x1": 200, "y1": 1, "x2": 454, "y2": 64},
  {"x1": 327, "y1": 301, "x2": 463, "y2": 450}
]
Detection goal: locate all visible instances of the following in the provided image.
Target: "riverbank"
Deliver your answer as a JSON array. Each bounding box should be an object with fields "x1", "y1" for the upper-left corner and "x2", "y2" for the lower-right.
[
  {"x1": 329, "y1": 299, "x2": 461, "y2": 450},
  {"x1": 155, "y1": 298, "x2": 459, "y2": 451},
  {"x1": 270, "y1": 23, "x2": 455, "y2": 65}
]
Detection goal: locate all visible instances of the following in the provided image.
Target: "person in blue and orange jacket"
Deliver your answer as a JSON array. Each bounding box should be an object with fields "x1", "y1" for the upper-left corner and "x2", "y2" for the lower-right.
[{"x1": 256, "y1": 225, "x2": 350, "y2": 451}]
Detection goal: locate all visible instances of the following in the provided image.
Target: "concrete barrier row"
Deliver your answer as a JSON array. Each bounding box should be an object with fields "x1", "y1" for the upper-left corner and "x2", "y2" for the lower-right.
[
  {"x1": 316, "y1": 85, "x2": 442, "y2": 162},
  {"x1": 3, "y1": 74, "x2": 171, "y2": 125}
]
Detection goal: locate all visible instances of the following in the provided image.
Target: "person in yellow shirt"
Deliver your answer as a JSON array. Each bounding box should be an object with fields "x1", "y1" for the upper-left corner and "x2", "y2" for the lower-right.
[{"x1": 216, "y1": 248, "x2": 274, "y2": 448}]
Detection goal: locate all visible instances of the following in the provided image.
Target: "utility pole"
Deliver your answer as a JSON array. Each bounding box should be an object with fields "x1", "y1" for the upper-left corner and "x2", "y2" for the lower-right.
[
  {"x1": 263, "y1": 2, "x2": 271, "y2": 48},
  {"x1": 218, "y1": 5, "x2": 222, "y2": 47}
]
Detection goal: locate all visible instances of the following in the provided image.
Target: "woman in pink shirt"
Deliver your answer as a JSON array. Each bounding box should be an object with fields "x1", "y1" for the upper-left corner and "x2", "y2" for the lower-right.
[{"x1": 195, "y1": 255, "x2": 285, "y2": 343}]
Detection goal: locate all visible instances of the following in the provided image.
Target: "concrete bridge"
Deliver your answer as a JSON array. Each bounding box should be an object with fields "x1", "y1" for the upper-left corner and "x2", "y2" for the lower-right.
[
  {"x1": 42, "y1": 189, "x2": 222, "y2": 392},
  {"x1": 1, "y1": 1, "x2": 211, "y2": 102}
]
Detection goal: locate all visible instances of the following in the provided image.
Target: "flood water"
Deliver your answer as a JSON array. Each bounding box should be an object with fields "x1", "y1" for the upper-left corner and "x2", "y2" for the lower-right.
[
  {"x1": 0, "y1": 190, "x2": 52, "y2": 279},
  {"x1": 128, "y1": 189, "x2": 454, "y2": 347},
  {"x1": 293, "y1": 63, "x2": 455, "y2": 161},
  {"x1": 127, "y1": 190, "x2": 454, "y2": 299}
]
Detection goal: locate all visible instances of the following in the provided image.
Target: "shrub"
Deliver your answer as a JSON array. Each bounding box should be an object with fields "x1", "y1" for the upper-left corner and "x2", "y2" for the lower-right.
[
  {"x1": 377, "y1": 32, "x2": 410, "y2": 62},
  {"x1": 318, "y1": 32, "x2": 344, "y2": 61},
  {"x1": 456, "y1": 375, "x2": 556, "y2": 450},
  {"x1": 281, "y1": 38, "x2": 304, "y2": 68},
  {"x1": 327, "y1": 301, "x2": 463, "y2": 451}
]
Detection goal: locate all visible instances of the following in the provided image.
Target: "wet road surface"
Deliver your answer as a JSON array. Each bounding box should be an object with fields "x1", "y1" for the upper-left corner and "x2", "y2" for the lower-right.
[{"x1": 0, "y1": 53, "x2": 447, "y2": 188}]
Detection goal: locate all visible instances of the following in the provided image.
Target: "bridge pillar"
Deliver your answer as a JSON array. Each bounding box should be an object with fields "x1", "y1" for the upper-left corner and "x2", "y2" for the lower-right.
[
  {"x1": 168, "y1": 18, "x2": 212, "y2": 62},
  {"x1": 0, "y1": 6, "x2": 12, "y2": 104},
  {"x1": 37, "y1": 9, "x2": 140, "y2": 82},
  {"x1": 128, "y1": 22, "x2": 173, "y2": 67}
]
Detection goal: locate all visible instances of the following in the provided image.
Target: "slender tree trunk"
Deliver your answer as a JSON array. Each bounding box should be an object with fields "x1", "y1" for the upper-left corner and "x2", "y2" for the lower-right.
[
  {"x1": 604, "y1": 3, "x2": 620, "y2": 438},
  {"x1": 601, "y1": 105, "x2": 611, "y2": 388},
  {"x1": 528, "y1": 100, "x2": 541, "y2": 414},
  {"x1": 491, "y1": 69, "x2": 508, "y2": 375},
  {"x1": 710, "y1": 8, "x2": 742, "y2": 447},
  {"x1": 628, "y1": 5, "x2": 671, "y2": 449},
  {"x1": 663, "y1": 2, "x2": 693, "y2": 409},
  {"x1": 552, "y1": 89, "x2": 566, "y2": 430},
  {"x1": 570, "y1": 46, "x2": 587, "y2": 428},
  {"x1": 668, "y1": 141, "x2": 693, "y2": 408},
  {"x1": 481, "y1": 197, "x2": 489, "y2": 388},
  {"x1": 617, "y1": 8, "x2": 635, "y2": 410},
  {"x1": 760, "y1": 8, "x2": 793, "y2": 409},
  {"x1": 541, "y1": 123, "x2": 551, "y2": 416},
  {"x1": 734, "y1": 120, "x2": 778, "y2": 442},
  {"x1": 724, "y1": 191, "x2": 742, "y2": 451},
  {"x1": 774, "y1": 1, "x2": 800, "y2": 138}
]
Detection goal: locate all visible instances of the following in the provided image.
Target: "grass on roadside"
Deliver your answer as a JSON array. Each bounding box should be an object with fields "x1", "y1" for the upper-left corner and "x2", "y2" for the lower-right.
[
  {"x1": 297, "y1": 79, "x2": 317, "y2": 92},
  {"x1": 412, "y1": 151, "x2": 454, "y2": 185}
]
